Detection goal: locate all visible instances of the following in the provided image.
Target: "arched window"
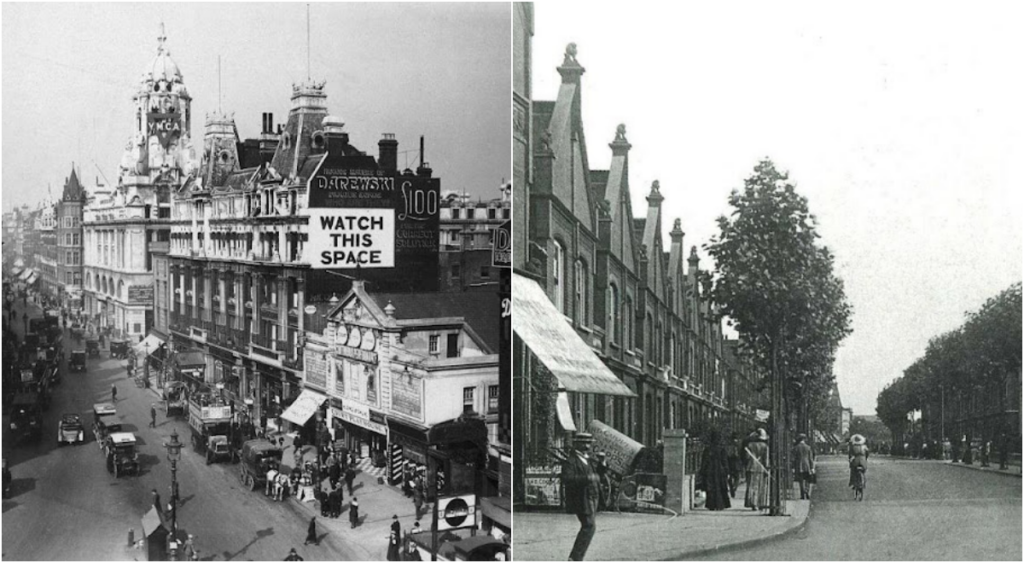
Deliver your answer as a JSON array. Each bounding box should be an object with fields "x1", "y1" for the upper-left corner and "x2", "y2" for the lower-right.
[
  {"x1": 608, "y1": 283, "x2": 620, "y2": 343},
  {"x1": 551, "y1": 240, "x2": 565, "y2": 313},
  {"x1": 574, "y1": 259, "x2": 588, "y2": 326},
  {"x1": 117, "y1": 280, "x2": 124, "y2": 299}
]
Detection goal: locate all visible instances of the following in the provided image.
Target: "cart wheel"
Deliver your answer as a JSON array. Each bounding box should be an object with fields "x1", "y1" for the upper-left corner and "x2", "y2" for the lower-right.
[
  {"x1": 248, "y1": 474, "x2": 256, "y2": 491},
  {"x1": 206, "y1": 451, "x2": 212, "y2": 465}
]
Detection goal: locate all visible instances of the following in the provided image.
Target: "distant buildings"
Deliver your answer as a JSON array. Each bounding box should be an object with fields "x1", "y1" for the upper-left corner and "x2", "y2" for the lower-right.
[
  {"x1": 439, "y1": 184, "x2": 511, "y2": 291},
  {"x1": 55, "y1": 167, "x2": 87, "y2": 312}
]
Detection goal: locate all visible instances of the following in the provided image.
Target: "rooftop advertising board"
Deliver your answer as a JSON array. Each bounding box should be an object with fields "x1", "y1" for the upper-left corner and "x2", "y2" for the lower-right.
[{"x1": 306, "y1": 156, "x2": 440, "y2": 301}]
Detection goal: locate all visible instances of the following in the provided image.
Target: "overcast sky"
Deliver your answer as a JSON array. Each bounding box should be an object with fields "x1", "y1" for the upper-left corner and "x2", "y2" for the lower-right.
[
  {"x1": 2, "y1": 2, "x2": 510, "y2": 210},
  {"x1": 531, "y1": 2, "x2": 1023, "y2": 415}
]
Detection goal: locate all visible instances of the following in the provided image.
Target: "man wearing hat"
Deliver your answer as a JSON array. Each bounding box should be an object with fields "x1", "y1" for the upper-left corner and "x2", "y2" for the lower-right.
[
  {"x1": 792, "y1": 434, "x2": 815, "y2": 500},
  {"x1": 562, "y1": 432, "x2": 601, "y2": 561}
]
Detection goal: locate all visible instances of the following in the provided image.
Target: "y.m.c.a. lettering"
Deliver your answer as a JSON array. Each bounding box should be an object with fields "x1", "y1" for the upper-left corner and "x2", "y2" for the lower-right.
[{"x1": 315, "y1": 176, "x2": 395, "y2": 191}]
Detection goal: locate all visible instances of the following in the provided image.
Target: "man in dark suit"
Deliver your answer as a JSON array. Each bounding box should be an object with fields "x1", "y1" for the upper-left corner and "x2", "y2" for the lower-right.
[
  {"x1": 562, "y1": 432, "x2": 601, "y2": 561},
  {"x1": 793, "y1": 434, "x2": 815, "y2": 500}
]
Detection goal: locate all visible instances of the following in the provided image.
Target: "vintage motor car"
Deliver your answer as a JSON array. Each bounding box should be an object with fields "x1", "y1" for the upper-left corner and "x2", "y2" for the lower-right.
[
  {"x1": 92, "y1": 402, "x2": 122, "y2": 446},
  {"x1": 238, "y1": 439, "x2": 284, "y2": 492},
  {"x1": 9, "y1": 393, "x2": 43, "y2": 445},
  {"x1": 109, "y1": 339, "x2": 130, "y2": 360},
  {"x1": 104, "y1": 432, "x2": 140, "y2": 477},
  {"x1": 85, "y1": 339, "x2": 101, "y2": 359},
  {"x1": 69, "y1": 350, "x2": 87, "y2": 373},
  {"x1": 57, "y1": 413, "x2": 86, "y2": 445},
  {"x1": 164, "y1": 382, "x2": 187, "y2": 417}
]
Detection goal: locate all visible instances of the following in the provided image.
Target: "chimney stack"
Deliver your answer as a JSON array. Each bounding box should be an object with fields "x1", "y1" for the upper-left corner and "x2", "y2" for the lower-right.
[
  {"x1": 416, "y1": 135, "x2": 432, "y2": 177},
  {"x1": 378, "y1": 134, "x2": 398, "y2": 171},
  {"x1": 259, "y1": 112, "x2": 280, "y2": 163}
]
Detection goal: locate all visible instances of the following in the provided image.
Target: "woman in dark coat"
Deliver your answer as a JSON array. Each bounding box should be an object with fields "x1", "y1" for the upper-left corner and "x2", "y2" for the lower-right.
[
  {"x1": 725, "y1": 432, "x2": 744, "y2": 498},
  {"x1": 700, "y1": 429, "x2": 732, "y2": 511},
  {"x1": 304, "y1": 516, "x2": 318, "y2": 546}
]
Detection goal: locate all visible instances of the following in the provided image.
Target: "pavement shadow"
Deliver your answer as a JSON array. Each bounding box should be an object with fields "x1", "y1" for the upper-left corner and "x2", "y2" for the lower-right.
[
  {"x1": 2, "y1": 499, "x2": 17, "y2": 513},
  {"x1": 177, "y1": 493, "x2": 197, "y2": 509},
  {"x1": 7, "y1": 477, "x2": 36, "y2": 499},
  {"x1": 220, "y1": 526, "x2": 275, "y2": 561},
  {"x1": 136, "y1": 453, "x2": 161, "y2": 476}
]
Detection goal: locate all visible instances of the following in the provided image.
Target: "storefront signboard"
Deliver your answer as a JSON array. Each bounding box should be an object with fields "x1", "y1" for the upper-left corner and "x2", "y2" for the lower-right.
[
  {"x1": 340, "y1": 401, "x2": 388, "y2": 435},
  {"x1": 436, "y1": 494, "x2": 476, "y2": 531},
  {"x1": 491, "y1": 220, "x2": 511, "y2": 268},
  {"x1": 339, "y1": 344, "x2": 377, "y2": 365},
  {"x1": 128, "y1": 285, "x2": 154, "y2": 306}
]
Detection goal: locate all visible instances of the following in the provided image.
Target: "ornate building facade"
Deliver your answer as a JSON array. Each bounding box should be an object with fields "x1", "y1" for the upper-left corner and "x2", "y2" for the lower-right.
[{"x1": 82, "y1": 27, "x2": 191, "y2": 339}]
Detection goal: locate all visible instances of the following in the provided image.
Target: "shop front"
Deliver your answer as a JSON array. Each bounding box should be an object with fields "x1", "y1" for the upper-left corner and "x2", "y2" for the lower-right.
[{"x1": 331, "y1": 400, "x2": 388, "y2": 464}]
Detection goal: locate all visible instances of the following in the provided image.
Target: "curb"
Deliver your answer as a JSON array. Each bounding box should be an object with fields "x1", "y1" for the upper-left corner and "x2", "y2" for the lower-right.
[
  {"x1": 661, "y1": 502, "x2": 812, "y2": 561},
  {"x1": 944, "y1": 461, "x2": 1022, "y2": 479},
  {"x1": 891, "y1": 456, "x2": 1022, "y2": 479}
]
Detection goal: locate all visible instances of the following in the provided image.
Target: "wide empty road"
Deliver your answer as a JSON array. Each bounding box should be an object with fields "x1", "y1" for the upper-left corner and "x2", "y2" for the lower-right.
[{"x1": 700, "y1": 455, "x2": 1022, "y2": 560}]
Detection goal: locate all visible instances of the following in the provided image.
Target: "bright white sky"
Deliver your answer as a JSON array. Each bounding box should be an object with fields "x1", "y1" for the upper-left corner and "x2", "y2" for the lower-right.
[
  {"x1": 1, "y1": 2, "x2": 510, "y2": 210},
  {"x1": 532, "y1": 1, "x2": 1023, "y2": 415}
]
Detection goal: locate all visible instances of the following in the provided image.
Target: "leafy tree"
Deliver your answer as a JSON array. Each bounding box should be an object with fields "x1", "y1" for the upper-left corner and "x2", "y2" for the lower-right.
[
  {"x1": 876, "y1": 283, "x2": 1022, "y2": 443},
  {"x1": 706, "y1": 159, "x2": 852, "y2": 515}
]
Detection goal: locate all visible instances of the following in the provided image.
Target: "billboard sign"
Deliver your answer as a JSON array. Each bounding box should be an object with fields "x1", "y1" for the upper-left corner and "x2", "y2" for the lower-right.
[{"x1": 306, "y1": 156, "x2": 440, "y2": 299}]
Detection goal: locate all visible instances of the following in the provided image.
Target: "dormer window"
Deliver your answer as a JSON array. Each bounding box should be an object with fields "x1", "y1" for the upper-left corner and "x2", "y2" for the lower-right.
[
  {"x1": 219, "y1": 150, "x2": 231, "y2": 164},
  {"x1": 311, "y1": 131, "x2": 325, "y2": 150},
  {"x1": 281, "y1": 132, "x2": 292, "y2": 150}
]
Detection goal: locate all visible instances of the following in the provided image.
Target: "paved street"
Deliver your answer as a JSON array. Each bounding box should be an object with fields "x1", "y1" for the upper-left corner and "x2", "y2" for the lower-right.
[
  {"x1": 698, "y1": 455, "x2": 1022, "y2": 561},
  {"x1": 2, "y1": 298, "x2": 415, "y2": 561}
]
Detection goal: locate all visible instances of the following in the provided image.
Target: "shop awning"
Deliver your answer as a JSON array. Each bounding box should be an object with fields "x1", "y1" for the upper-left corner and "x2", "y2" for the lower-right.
[
  {"x1": 134, "y1": 334, "x2": 165, "y2": 355},
  {"x1": 480, "y1": 496, "x2": 511, "y2": 530},
  {"x1": 281, "y1": 389, "x2": 328, "y2": 426},
  {"x1": 175, "y1": 350, "x2": 206, "y2": 369},
  {"x1": 512, "y1": 273, "x2": 635, "y2": 397},
  {"x1": 556, "y1": 392, "x2": 577, "y2": 432},
  {"x1": 813, "y1": 430, "x2": 827, "y2": 444},
  {"x1": 11, "y1": 267, "x2": 23, "y2": 277},
  {"x1": 26, "y1": 272, "x2": 39, "y2": 285},
  {"x1": 19, "y1": 268, "x2": 33, "y2": 281}
]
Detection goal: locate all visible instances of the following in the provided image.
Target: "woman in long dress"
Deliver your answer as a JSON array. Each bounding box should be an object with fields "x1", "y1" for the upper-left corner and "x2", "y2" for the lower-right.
[
  {"x1": 848, "y1": 434, "x2": 869, "y2": 501},
  {"x1": 700, "y1": 429, "x2": 732, "y2": 511},
  {"x1": 744, "y1": 428, "x2": 770, "y2": 512}
]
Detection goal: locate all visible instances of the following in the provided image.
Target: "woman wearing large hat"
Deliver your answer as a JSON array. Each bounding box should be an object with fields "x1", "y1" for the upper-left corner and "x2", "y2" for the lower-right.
[{"x1": 848, "y1": 434, "x2": 869, "y2": 500}]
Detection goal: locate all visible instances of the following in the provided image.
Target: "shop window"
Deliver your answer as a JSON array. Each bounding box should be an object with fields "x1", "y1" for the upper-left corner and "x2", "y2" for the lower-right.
[
  {"x1": 463, "y1": 387, "x2": 475, "y2": 414},
  {"x1": 488, "y1": 385, "x2": 499, "y2": 413}
]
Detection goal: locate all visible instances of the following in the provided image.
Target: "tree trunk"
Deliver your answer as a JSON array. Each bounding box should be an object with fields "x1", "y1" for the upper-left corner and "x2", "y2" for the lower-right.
[{"x1": 770, "y1": 341, "x2": 785, "y2": 516}]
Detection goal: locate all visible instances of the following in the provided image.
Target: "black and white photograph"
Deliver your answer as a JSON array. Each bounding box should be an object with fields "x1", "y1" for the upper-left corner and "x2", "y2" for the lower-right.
[
  {"x1": 2, "y1": 3, "x2": 511, "y2": 560},
  {"x1": 512, "y1": 2, "x2": 1021, "y2": 561}
]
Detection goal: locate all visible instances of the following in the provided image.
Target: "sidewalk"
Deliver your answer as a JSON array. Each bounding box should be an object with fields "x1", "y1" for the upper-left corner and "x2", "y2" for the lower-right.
[
  {"x1": 277, "y1": 436, "x2": 428, "y2": 560},
  {"x1": 516, "y1": 484, "x2": 810, "y2": 561}
]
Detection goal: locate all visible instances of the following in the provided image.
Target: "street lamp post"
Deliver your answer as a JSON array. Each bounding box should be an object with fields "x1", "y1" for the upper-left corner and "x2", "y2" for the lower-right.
[{"x1": 164, "y1": 429, "x2": 183, "y2": 542}]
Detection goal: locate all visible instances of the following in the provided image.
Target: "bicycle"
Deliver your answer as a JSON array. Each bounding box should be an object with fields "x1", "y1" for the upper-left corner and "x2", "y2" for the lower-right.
[{"x1": 851, "y1": 466, "x2": 865, "y2": 501}]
